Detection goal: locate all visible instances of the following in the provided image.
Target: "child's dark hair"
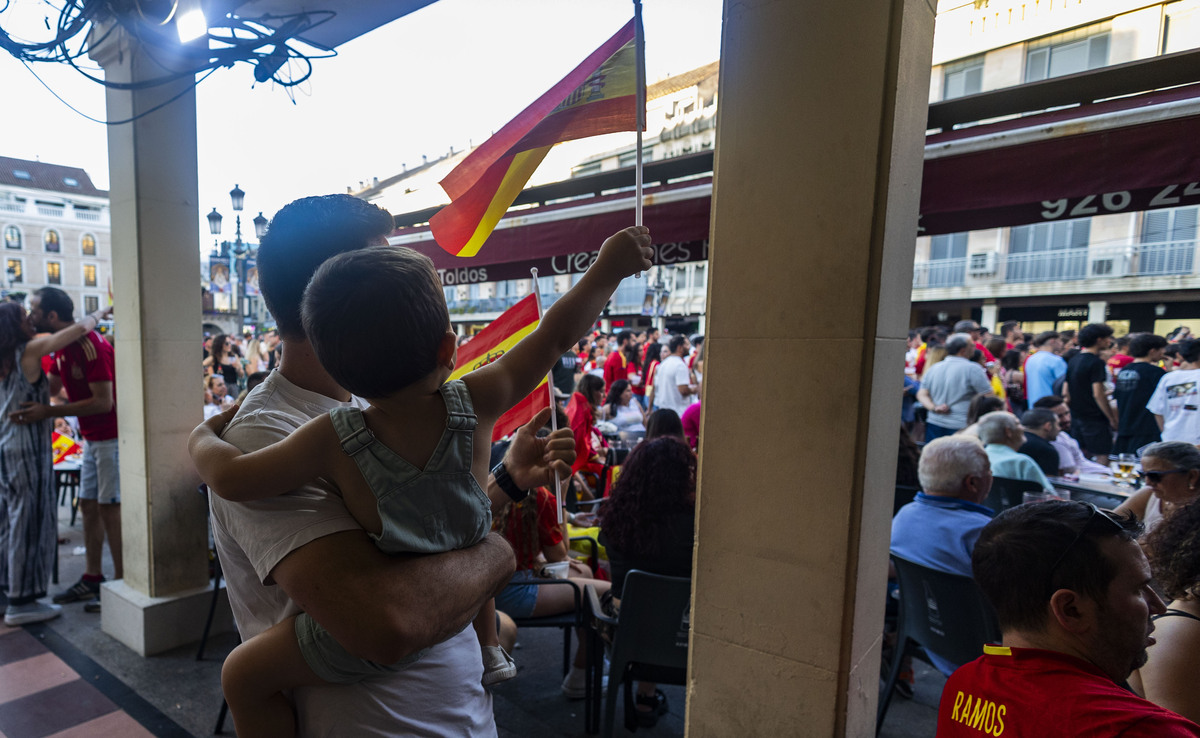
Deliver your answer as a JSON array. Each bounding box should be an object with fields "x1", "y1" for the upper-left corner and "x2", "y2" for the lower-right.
[{"x1": 301, "y1": 245, "x2": 449, "y2": 399}]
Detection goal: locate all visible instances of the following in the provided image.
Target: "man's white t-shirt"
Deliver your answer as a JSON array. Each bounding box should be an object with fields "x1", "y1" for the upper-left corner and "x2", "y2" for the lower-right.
[
  {"x1": 1147, "y1": 368, "x2": 1200, "y2": 444},
  {"x1": 654, "y1": 354, "x2": 695, "y2": 415},
  {"x1": 210, "y1": 371, "x2": 495, "y2": 737}
]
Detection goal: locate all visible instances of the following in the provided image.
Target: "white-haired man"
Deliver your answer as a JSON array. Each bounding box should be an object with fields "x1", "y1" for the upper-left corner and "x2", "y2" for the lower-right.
[
  {"x1": 891, "y1": 435, "x2": 995, "y2": 676},
  {"x1": 917, "y1": 333, "x2": 993, "y2": 443},
  {"x1": 977, "y1": 411, "x2": 1053, "y2": 492}
]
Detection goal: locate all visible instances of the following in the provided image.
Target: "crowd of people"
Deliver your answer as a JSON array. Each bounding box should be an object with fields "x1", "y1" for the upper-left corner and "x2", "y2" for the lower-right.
[
  {"x1": 890, "y1": 318, "x2": 1200, "y2": 733},
  {"x1": 200, "y1": 329, "x2": 280, "y2": 418}
]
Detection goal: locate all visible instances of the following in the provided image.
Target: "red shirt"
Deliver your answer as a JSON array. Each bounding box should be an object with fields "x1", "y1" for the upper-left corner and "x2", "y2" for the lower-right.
[
  {"x1": 939, "y1": 646, "x2": 1200, "y2": 737},
  {"x1": 49, "y1": 332, "x2": 117, "y2": 441},
  {"x1": 603, "y1": 350, "x2": 630, "y2": 392},
  {"x1": 566, "y1": 392, "x2": 605, "y2": 476},
  {"x1": 497, "y1": 488, "x2": 563, "y2": 571},
  {"x1": 1108, "y1": 353, "x2": 1134, "y2": 380}
]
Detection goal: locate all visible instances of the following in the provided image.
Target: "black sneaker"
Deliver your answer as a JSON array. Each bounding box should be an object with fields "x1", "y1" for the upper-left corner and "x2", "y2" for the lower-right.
[
  {"x1": 52, "y1": 577, "x2": 102, "y2": 604},
  {"x1": 83, "y1": 601, "x2": 101, "y2": 614}
]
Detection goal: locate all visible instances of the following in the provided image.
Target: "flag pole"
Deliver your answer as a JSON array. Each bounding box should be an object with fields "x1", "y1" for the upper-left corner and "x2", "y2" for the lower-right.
[
  {"x1": 634, "y1": 0, "x2": 646, "y2": 227},
  {"x1": 530, "y1": 268, "x2": 566, "y2": 524}
]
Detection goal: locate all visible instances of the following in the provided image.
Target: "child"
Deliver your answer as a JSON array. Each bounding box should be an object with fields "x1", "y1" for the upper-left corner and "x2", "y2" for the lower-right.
[{"x1": 190, "y1": 226, "x2": 653, "y2": 737}]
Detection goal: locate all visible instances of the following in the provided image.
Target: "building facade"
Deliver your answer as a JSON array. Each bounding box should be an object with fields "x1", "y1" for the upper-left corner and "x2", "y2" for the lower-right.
[
  {"x1": 913, "y1": 0, "x2": 1200, "y2": 336},
  {"x1": 1, "y1": 156, "x2": 111, "y2": 315}
]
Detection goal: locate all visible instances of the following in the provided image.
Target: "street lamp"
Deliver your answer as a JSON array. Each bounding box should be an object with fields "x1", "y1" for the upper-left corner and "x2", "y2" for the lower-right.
[{"x1": 208, "y1": 184, "x2": 269, "y2": 331}]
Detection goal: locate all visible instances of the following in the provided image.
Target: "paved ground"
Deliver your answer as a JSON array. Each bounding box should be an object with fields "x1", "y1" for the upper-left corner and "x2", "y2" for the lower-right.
[{"x1": 1, "y1": 499, "x2": 941, "y2": 736}]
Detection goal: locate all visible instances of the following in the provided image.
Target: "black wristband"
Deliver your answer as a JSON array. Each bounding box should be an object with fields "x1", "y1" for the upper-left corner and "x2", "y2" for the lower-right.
[{"x1": 491, "y1": 461, "x2": 530, "y2": 503}]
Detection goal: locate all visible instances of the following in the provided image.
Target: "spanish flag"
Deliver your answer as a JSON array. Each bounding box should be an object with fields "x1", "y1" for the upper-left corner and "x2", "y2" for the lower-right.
[
  {"x1": 447, "y1": 293, "x2": 550, "y2": 441},
  {"x1": 431, "y1": 19, "x2": 641, "y2": 257},
  {"x1": 52, "y1": 432, "x2": 82, "y2": 465}
]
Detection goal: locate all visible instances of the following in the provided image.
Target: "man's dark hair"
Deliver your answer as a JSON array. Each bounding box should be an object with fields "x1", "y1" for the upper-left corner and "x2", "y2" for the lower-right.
[
  {"x1": 972, "y1": 500, "x2": 1141, "y2": 633},
  {"x1": 1177, "y1": 338, "x2": 1200, "y2": 364},
  {"x1": 34, "y1": 287, "x2": 75, "y2": 323},
  {"x1": 1032, "y1": 330, "x2": 1060, "y2": 348},
  {"x1": 1129, "y1": 333, "x2": 1168, "y2": 358},
  {"x1": 1000, "y1": 320, "x2": 1020, "y2": 338},
  {"x1": 1059, "y1": 329, "x2": 1077, "y2": 342},
  {"x1": 616, "y1": 330, "x2": 634, "y2": 347},
  {"x1": 257, "y1": 194, "x2": 395, "y2": 341},
  {"x1": 667, "y1": 334, "x2": 688, "y2": 354},
  {"x1": 302, "y1": 246, "x2": 448, "y2": 399},
  {"x1": 1114, "y1": 334, "x2": 1133, "y2": 350},
  {"x1": 245, "y1": 371, "x2": 270, "y2": 394},
  {"x1": 1077, "y1": 323, "x2": 1114, "y2": 348},
  {"x1": 953, "y1": 319, "x2": 980, "y2": 333},
  {"x1": 1033, "y1": 395, "x2": 1064, "y2": 410},
  {"x1": 1021, "y1": 407, "x2": 1056, "y2": 430},
  {"x1": 919, "y1": 326, "x2": 939, "y2": 343}
]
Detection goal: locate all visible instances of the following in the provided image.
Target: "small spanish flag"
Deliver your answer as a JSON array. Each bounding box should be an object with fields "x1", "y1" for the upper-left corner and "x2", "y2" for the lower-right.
[
  {"x1": 431, "y1": 19, "x2": 641, "y2": 257},
  {"x1": 52, "y1": 432, "x2": 82, "y2": 464},
  {"x1": 447, "y1": 293, "x2": 549, "y2": 441}
]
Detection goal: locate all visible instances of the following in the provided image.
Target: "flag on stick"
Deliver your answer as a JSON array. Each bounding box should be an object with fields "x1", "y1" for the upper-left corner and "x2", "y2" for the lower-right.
[
  {"x1": 447, "y1": 293, "x2": 550, "y2": 442},
  {"x1": 431, "y1": 20, "x2": 641, "y2": 258}
]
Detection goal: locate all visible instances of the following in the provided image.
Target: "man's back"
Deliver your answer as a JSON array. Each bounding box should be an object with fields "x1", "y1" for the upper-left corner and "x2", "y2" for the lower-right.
[
  {"x1": 939, "y1": 646, "x2": 1200, "y2": 737},
  {"x1": 1019, "y1": 432, "x2": 1060, "y2": 478},
  {"x1": 210, "y1": 371, "x2": 495, "y2": 736},
  {"x1": 1147, "y1": 369, "x2": 1200, "y2": 444},
  {"x1": 1115, "y1": 362, "x2": 1165, "y2": 445},
  {"x1": 655, "y1": 355, "x2": 693, "y2": 414},
  {"x1": 985, "y1": 444, "x2": 1051, "y2": 490},
  {"x1": 923, "y1": 357, "x2": 991, "y2": 430},
  {"x1": 1025, "y1": 351, "x2": 1066, "y2": 405},
  {"x1": 1067, "y1": 351, "x2": 1108, "y2": 420}
]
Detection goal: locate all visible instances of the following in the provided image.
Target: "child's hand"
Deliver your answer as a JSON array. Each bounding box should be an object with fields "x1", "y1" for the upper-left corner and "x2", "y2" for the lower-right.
[{"x1": 594, "y1": 226, "x2": 653, "y2": 280}]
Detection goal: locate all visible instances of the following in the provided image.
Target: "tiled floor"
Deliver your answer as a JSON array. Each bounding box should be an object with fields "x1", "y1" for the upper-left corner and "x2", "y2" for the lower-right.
[{"x1": 0, "y1": 623, "x2": 189, "y2": 738}]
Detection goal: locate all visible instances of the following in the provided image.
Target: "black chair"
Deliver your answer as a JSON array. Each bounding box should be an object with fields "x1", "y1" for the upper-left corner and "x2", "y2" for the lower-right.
[
  {"x1": 986, "y1": 476, "x2": 1044, "y2": 512},
  {"x1": 507, "y1": 578, "x2": 587, "y2": 678},
  {"x1": 56, "y1": 467, "x2": 80, "y2": 527},
  {"x1": 878, "y1": 554, "x2": 1000, "y2": 734},
  {"x1": 587, "y1": 571, "x2": 691, "y2": 738}
]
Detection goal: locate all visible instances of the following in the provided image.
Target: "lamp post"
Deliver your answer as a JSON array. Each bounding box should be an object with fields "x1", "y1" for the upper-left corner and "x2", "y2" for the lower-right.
[{"x1": 207, "y1": 184, "x2": 268, "y2": 331}]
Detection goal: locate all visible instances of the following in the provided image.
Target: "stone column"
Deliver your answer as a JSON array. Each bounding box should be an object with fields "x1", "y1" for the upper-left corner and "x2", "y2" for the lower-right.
[
  {"x1": 87, "y1": 26, "x2": 220, "y2": 655},
  {"x1": 981, "y1": 303, "x2": 1000, "y2": 333},
  {"x1": 686, "y1": 0, "x2": 934, "y2": 734}
]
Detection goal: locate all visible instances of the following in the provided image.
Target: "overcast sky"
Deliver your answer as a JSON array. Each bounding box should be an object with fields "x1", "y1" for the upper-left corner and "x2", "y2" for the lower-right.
[{"x1": 2, "y1": 0, "x2": 723, "y2": 250}]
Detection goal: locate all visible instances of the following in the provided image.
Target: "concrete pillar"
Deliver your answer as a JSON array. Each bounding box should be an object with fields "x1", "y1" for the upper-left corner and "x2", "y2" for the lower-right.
[
  {"x1": 687, "y1": 0, "x2": 934, "y2": 734},
  {"x1": 980, "y1": 303, "x2": 999, "y2": 333},
  {"x1": 88, "y1": 26, "x2": 219, "y2": 655},
  {"x1": 1089, "y1": 300, "x2": 1108, "y2": 325}
]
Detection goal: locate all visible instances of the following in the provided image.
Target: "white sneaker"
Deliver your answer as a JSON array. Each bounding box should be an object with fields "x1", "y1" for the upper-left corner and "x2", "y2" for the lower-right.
[
  {"x1": 5, "y1": 601, "x2": 62, "y2": 626},
  {"x1": 481, "y1": 645, "x2": 518, "y2": 687},
  {"x1": 561, "y1": 666, "x2": 607, "y2": 699}
]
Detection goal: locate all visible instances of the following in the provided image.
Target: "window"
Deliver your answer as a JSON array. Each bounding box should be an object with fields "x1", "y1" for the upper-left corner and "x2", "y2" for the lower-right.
[
  {"x1": 1025, "y1": 26, "x2": 1110, "y2": 82},
  {"x1": 4, "y1": 226, "x2": 20, "y2": 250},
  {"x1": 12, "y1": 170, "x2": 31, "y2": 181},
  {"x1": 1166, "y1": 2, "x2": 1200, "y2": 54},
  {"x1": 1140, "y1": 206, "x2": 1198, "y2": 276},
  {"x1": 943, "y1": 56, "x2": 984, "y2": 100},
  {"x1": 83, "y1": 263, "x2": 97, "y2": 287},
  {"x1": 81, "y1": 233, "x2": 96, "y2": 255},
  {"x1": 693, "y1": 263, "x2": 707, "y2": 289},
  {"x1": 63, "y1": 177, "x2": 79, "y2": 188},
  {"x1": 1007, "y1": 219, "x2": 1091, "y2": 282},
  {"x1": 44, "y1": 229, "x2": 60, "y2": 253},
  {"x1": 925, "y1": 232, "x2": 969, "y2": 287},
  {"x1": 84, "y1": 295, "x2": 100, "y2": 314},
  {"x1": 46, "y1": 261, "x2": 61, "y2": 285},
  {"x1": 6, "y1": 258, "x2": 22, "y2": 284}
]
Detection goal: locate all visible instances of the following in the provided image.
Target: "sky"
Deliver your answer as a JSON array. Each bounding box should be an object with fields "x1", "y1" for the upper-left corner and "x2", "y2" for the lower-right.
[{"x1": 1, "y1": 0, "x2": 724, "y2": 253}]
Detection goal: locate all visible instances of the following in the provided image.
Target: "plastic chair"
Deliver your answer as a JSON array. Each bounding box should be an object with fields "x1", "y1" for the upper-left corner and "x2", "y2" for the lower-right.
[
  {"x1": 587, "y1": 570, "x2": 691, "y2": 738},
  {"x1": 877, "y1": 554, "x2": 1000, "y2": 734},
  {"x1": 986, "y1": 476, "x2": 1044, "y2": 513}
]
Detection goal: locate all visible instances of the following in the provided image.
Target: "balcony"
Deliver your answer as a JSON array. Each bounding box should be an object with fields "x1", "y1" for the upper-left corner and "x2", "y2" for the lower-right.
[{"x1": 913, "y1": 239, "x2": 1197, "y2": 291}]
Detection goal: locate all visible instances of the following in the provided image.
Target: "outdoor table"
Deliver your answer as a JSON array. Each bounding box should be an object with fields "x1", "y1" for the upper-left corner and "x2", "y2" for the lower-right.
[{"x1": 1049, "y1": 473, "x2": 1132, "y2": 510}]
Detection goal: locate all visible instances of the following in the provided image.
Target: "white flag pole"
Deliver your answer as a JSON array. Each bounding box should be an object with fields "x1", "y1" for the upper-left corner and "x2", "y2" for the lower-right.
[
  {"x1": 633, "y1": 0, "x2": 647, "y2": 279},
  {"x1": 530, "y1": 268, "x2": 565, "y2": 524}
]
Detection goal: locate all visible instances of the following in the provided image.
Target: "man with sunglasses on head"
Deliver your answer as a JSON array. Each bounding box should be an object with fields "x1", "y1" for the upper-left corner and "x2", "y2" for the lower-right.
[{"x1": 938, "y1": 500, "x2": 1200, "y2": 736}]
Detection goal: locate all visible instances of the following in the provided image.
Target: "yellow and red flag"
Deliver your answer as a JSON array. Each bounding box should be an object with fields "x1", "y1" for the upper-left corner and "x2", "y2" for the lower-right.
[
  {"x1": 52, "y1": 432, "x2": 82, "y2": 464},
  {"x1": 447, "y1": 293, "x2": 549, "y2": 441},
  {"x1": 431, "y1": 19, "x2": 641, "y2": 258}
]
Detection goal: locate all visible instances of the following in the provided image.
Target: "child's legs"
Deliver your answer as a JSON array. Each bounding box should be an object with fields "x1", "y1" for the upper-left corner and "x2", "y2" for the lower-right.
[
  {"x1": 223, "y1": 616, "x2": 323, "y2": 738},
  {"x1": 472, "y1": 598, "x2": 499, "y2": 648}
]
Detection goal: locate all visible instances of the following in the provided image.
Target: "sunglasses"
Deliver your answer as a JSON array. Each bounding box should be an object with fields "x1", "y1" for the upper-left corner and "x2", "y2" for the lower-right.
[
  {"x1": 1045, "y1": 502, "x2": 1126, "y2": 588},
  {"x1": 1142, "y1": 469, "x2": 1188, "y2": 484}
]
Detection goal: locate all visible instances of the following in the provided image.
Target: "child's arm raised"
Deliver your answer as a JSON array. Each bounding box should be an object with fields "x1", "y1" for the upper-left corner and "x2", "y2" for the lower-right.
[
  {"x1": 466, "y1": 226, "x2": 653, "y2": 421},
  {"x1": 189, "y1": 406, "x2": 339, "y2": 502}
]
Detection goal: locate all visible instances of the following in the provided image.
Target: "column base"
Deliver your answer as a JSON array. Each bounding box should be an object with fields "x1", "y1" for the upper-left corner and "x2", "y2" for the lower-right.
[{"x1": 100, "y1": 579, "x2": 234, "y2": 657}]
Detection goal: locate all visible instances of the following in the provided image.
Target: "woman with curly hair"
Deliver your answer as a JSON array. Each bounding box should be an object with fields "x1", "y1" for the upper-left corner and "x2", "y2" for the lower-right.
[
  {"x1": 202, "y1": 333, "x2": 243, "y2": 389},
  {"x1": 1132, "y1": 496, "x2": 1200, "y2": 722},
  {"x1": 0, "y1": 300, "x2": 111, "y2": 626},
  {"x1": 599, "y1": 435, "x2": 697, "y2": 725}
]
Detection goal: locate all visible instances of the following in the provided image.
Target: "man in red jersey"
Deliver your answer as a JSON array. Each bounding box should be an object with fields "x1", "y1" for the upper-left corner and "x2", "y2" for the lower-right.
[
  {"x1": 938, "y1": 500, "x2": 1200, "y2": 736},
  {"x1": 21, "y1": 288, "x2": 121, "y2": 612},
  {"x1": 602, "y1": 329, "x2": 635, "y2": 393}
]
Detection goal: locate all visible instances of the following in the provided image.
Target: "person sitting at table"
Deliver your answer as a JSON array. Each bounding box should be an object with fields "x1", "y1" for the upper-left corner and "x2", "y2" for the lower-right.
[
  {"x1": 1033, "y1": 395, "x2": 1112, "y2": 476},
  {"x1": 977, "y1": 411, "x2": 1053, "y2": 492},
  {"x1": 599, "y1": 435, "x2": 696, "y2": 727},
  {"x1": 890, "y1": 435, "x2": 995, "y2": 682},
  {"x1": 1115, "y1": 441, "x2": 1200, "y2": 534},
  {"x1": 957, "y1": 393, "x2": 1005, "y2": 440},
  {"x1": 566, "y1": 374, "x2": 607, "y2": 500},
  {"x1": 493, "y1": 481, "x2": 610, "y2": 700},
  {"x1": 604, "y1": 379, "x2": 645, "y2": 433},
  {"x1": 1019, "y1": 407, "x2": 1062, "y2": 479},
  {"x1": 1132, "y1": 496, "x2": 1200, "y2": 724},
  {"x1": 644, "y1": 408, "x2": 686, "y2": 444}
]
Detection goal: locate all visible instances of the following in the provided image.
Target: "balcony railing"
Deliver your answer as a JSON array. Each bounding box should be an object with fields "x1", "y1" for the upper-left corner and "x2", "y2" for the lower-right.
[{"x1": 913, "y1": 240, "x2": 1198, "y2": 289}]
